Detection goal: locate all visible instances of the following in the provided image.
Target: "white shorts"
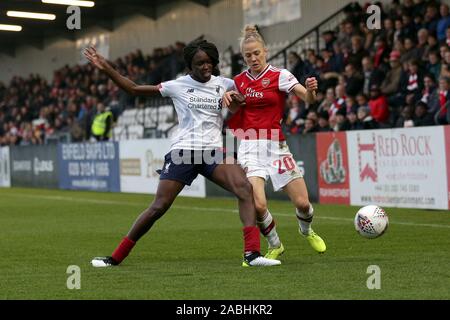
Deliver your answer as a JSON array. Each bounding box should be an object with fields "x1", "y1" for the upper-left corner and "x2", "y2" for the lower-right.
[{"x1": 238, "y1": 140, "x2": 303, "y2": 192}]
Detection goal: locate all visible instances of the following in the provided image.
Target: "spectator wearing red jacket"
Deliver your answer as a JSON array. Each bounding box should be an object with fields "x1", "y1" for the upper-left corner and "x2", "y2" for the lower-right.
[{"x1": 368, "y1": 85, "x2": 390, "y2": 125}]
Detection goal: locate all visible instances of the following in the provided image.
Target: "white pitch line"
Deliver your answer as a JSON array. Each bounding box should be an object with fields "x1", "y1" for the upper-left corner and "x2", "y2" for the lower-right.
[{"x1": 1, "y1": 193, "x2": 450, "y2": 229}]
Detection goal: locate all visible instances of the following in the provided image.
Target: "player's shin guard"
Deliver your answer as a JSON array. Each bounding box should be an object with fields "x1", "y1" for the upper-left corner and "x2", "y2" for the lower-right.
[
  {"x1": 243, "y1": 226, "x2": 260, "y2": 255},
  {"x1": 111, "y1": 236, "x2": 136, "y2": 264},
  {"x1": 296, "y1": 204, "x2": 314, "y2": 236},
  {"x1": 257, "y1": 210, "x2": 281, "y2": 248}
]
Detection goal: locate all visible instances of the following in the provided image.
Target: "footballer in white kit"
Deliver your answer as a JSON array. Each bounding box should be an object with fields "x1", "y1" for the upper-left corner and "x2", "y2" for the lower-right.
[
  {"x1": 157, "y1": 74, "x2": 236, "y2": 185},
  {"x1": 85, "y1": 39, "x2": 281, "y2": 268}
]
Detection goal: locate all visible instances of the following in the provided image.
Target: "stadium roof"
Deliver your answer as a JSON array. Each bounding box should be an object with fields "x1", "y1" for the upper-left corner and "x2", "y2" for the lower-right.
[{"x1": 0, "y1": 0, "x2": 211, "y2": 56}]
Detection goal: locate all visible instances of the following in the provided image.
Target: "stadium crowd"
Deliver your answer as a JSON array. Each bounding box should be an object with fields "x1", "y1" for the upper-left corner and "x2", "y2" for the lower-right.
[
  {"x1": 0, "y1": 41, "x2": 186, "y2": 146},
  {"x1": 283, "y1": 0, "x2": 450, "y2": 134},
  {"x1": 1, "y1": 0, "x2": 450, "y2": 146}
]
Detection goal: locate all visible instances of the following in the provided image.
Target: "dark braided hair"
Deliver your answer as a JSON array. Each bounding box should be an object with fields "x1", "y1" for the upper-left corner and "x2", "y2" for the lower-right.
[{"x1": 183, "y1": 39, "x2": 219, "y2": 71}]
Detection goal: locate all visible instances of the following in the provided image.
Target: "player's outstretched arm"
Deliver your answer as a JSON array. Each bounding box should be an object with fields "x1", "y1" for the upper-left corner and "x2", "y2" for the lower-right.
[
  {"x1": 83, "y1": 46, "x2": 161, "y2": 97},
  {"x1": 292, "y1": 77, "x2": 318, "y2": 104},
  {"x1": 222, "y1": 90, "x2": 246, "y2": 113}
]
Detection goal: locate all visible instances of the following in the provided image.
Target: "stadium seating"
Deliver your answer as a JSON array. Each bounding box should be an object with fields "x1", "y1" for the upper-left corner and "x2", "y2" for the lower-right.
[{"x1": 114, "y1": 105, "x2": 176, "y2": 140}]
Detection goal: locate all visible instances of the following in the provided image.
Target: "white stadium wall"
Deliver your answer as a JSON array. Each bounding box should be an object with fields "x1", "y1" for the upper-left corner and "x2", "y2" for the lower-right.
[
  {"x1": 0, "y1": 37, "x2": 77, "y2": 83},
  {"x1": 0, "y1": 0, "x2": 402, "y2": 83},
  {"x1": 0, "y1": 0, "x2": 243, "y2": 83},
  {"x1": 109, "y1": 0, "x2": 243, "y2": 61}
]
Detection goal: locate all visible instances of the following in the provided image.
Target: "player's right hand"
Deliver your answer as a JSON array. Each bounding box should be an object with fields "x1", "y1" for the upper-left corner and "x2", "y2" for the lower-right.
[{"x1": 83, "y1": 46, "x2": 107, "y2": 70}]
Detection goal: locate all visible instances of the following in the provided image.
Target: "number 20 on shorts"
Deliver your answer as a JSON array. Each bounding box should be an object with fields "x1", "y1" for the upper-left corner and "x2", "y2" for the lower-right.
[{"x1": 273, "y1": 156, "x2": 296, "y2": 174}]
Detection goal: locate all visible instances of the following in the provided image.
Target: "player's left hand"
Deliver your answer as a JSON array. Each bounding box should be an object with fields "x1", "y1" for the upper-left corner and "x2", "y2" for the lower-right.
[
  {"x1": 222, "y1": 90, "x2": 245, "y2": 108},
  {"x1": 305, "y1": 77, "x2": 318, "y2": 92}
]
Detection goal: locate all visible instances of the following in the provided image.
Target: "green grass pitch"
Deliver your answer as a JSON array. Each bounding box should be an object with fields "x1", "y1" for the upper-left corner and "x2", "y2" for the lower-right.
[{"x1": 0, "y1": 187, "x2": 449, "y2": 300}]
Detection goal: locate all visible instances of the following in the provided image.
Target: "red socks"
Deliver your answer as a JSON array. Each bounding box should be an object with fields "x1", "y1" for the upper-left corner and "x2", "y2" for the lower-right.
[
  {"x1": 111, "y1": 229, "x2": 259, "y2": 263},
  {"x1": 111, "y1": 237, "x2": 136, "y2": 264},
  {"x1": 243, "y1": 226, "x2": 260, "y2": 254}
]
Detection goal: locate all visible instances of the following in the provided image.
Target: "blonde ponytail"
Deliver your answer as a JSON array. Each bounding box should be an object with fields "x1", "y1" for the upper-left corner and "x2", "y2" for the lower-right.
[{"x1": 239, "y1": 24, "x2": 266, "y2": 51}]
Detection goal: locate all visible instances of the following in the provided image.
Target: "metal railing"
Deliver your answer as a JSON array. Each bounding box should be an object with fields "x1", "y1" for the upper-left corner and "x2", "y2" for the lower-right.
[{"x1": 268, "y1": 2, "x2": 355, "y2": 69}]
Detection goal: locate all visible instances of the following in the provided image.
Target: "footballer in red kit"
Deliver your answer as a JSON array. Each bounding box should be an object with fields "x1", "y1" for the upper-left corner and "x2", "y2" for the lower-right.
[
  {"x1": 231, "y1": 64, "x2": 300, "y2": 141},
  {"x1": 223, "y1": 25, "x2": 327, "y2": 260}
]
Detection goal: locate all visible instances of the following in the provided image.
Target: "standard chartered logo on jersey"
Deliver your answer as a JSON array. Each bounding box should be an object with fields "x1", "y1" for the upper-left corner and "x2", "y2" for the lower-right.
[{"x1": 187, "y1": 97, "x2": 221, "y2": 110}]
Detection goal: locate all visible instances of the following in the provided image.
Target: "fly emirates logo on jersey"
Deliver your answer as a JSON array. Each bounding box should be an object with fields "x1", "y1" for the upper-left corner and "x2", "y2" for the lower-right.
[{"x1": 245, "y1": 87, "x2": 264, "y2": 98}]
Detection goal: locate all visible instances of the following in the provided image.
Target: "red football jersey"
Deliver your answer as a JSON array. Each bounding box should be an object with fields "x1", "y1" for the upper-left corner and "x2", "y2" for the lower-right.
[{"x1": 228, "y1": 65, "x2": 299, "y2": 141}]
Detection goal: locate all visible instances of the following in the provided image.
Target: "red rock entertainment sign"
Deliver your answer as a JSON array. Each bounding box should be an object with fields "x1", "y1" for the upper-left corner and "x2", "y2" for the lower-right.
[{"x1": 347, "y1": 127, "x2": 448, "y2": 210}]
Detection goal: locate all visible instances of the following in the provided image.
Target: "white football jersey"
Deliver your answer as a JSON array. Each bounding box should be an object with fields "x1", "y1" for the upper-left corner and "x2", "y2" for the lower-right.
[{"x1": 159, "y1": 75, "x2": 235, "y2": 150}]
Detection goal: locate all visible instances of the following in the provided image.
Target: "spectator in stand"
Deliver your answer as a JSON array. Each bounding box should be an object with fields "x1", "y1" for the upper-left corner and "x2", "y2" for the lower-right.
[
  {"x1": 322, "y1": 30, "x2": 336, "y2": 52},
  {"x1": 424, "y1": 3, "x2": 440, "y2": 34},
  {"x1": 368, "y1": 85, "x2": 390, "y2": 126},
  {"x1": 356, "y1": 106, "x2": 379, "y2": 130},
  {"x1": 344, "y1": 63, "x2": 363, "y2": 97},
  {"x1": 414, "y1": 101, "x2": 435, "y2": 126},
  {"x1": 318, "y1": 87, "x2": 335, "y2": 114},
  {"x1": 432, "y1": 76, "x2": 450, "y2": 125},
  {"x1": 381, "y1": 50, "x2": 403, "y2": 97},
  {"x1": 338, "y1": 20, "x2": 356, "y2": 51},
  {"x1": 437, "y1": 4, "x2": 450, "y2": 42},
  {"x1": 400, "y1": 59, "x2": 424, "y2": 105},
  {"x1": 394, "y1": 18, "x2": 406, "y2": 43},
  {"x1": 416, "y1": 28, "x2": 429, "y2": 60},
  {"x1": 331, "y1": 41, "x2": 345, "y2": 73},
  {"x1": 306, "y1": 110, "x2": 319, "y2": 124},
  {"x1": 333, "y1": 108, "x2": 351, "y2": 131},
  {"x1": 288, "y1": 51, "x2": 314, "y2": 86},
  {"x1": 381, "y1": 18, "x2": 396, "y2": 48},
  {"x1": 395, "y1": 105, "x2": 415, "y2": 128},
  {"x1": 301, "y1": 117, "x2": 318, "y2": 135},
  {"x1": 401, "y1": 37, "x2": 421, "y2": 63},
  {"x1": 443, "y1": 26, "x2": 450, "y2": 47},
  {"x1": 439, "y1": 43, "x2": 449, "y2": 62},
  {"x1": 317, "y1": 111, "x2": 333, "y2": 132},
  {"x1": 346, "y1": 109, "x2": 359, "y2": 130},
  {"x1": 330, "y1": 84, "x2": 346, "y2": 116},
  {"x1": 402, "y1": 14, "x2": 418, "y2": 41},
  {"x1": 345, "y1": 96, "x2": 358, "y2": 114},
  {"x1": 440, "y1": 51, "x2": 450, "y2": 78},
  {"x1": 421, "y1": 73, "x2": 438, "y2": 106},
  {"x1": 348, "y1": 35, "x2": 369, "y2": 70},
  {"x1": 356, "y1": 93, "x2": 369, "y2": 108},
  {"x1": 362, "y1": 56, "x2": 385, "y2": 96},
  {"x1": 423, "y1": 32, "x2": 439, "y2": 62},
  {"x1": 373, "y1": 37, "x2": 390, "y2": 71},
  {"x1": 427, "y1": 51, "x2": 442, "y2": 81},
  {"x1": 360, "y1": 21, "x2": 375, "y2": 51}
]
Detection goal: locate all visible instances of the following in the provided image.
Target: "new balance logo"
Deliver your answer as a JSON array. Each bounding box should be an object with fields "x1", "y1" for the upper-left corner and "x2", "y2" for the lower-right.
[
  {"x1": 187, "y1": 88, "x2": 195, "y2": 93},
  {"x1": 164, "y1": 163, "x2": 171, "y2": 174}
]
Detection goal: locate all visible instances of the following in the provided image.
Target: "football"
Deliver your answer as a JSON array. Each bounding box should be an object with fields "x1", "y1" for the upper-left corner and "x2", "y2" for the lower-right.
[{"x1": 354, "y1": 205, "x2": 389, "y2": 239}]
